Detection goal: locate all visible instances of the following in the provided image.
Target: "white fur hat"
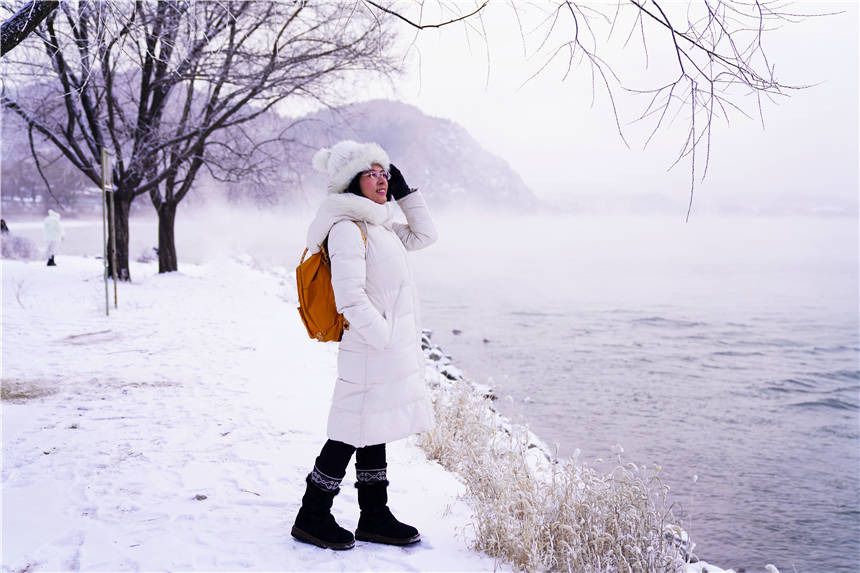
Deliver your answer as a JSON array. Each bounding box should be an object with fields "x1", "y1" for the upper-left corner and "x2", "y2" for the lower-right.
[{"x1": 312, "y1": 140, "x2": 390, "y2": 194}]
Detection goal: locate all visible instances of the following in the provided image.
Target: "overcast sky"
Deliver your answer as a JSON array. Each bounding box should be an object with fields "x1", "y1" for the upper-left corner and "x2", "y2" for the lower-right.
[{"x1": 376, "y1": 1, "x2": 859, "y2": 215}]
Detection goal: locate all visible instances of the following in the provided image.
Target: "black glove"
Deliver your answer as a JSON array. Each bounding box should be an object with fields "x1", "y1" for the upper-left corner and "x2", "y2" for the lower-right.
[{"x1": 388, "y1": 163, "x2": 416, "y2": 201}]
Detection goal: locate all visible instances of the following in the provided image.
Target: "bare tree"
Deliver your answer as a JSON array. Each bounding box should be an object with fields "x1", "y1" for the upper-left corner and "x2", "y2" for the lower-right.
[
  {"x1": 1, "y1": 114, "x2": 92, "y2": 212},
  {"x1": 366, "y1": 0, "x2": 815, "y2": 219},
  {"x1": 2, "y1": 0, "x2": 396, "y2": 278}
]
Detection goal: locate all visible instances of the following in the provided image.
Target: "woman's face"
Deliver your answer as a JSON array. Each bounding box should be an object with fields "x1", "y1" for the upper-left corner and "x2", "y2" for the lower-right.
[{"x1": 358, "y1": 163, "x2": 389, "y2": 205}]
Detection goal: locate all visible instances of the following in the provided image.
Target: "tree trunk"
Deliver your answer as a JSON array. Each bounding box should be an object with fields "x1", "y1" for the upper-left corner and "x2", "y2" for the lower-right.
[
  {"x1": 106, "y1": 192, "x2": 132, "y2": 281},
  {"x1": 157, "y1": 201, "x2": 178, "y2": 273}
]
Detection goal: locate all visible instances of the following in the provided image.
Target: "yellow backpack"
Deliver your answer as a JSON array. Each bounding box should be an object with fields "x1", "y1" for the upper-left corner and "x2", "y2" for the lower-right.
[{"x1": 296, "y1": 221, "x2": 366, "y2": 342}]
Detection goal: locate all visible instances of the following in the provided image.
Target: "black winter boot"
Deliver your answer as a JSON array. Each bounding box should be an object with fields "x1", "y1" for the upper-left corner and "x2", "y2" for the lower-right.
[
  {"x1": 354, "y1": 477, "x2": 420, "y2": 546},
  {"x1": 291, "y1": 474, "x2": 355, "y2": 550},
  {"x1": 47, "y1": 256, "x2": 56, "y2": 266}
]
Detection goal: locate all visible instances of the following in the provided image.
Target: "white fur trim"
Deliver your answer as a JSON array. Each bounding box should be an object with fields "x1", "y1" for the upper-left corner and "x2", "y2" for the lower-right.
[{"x1": 312, "y1": 148, "x2": 331, "y2": 174}]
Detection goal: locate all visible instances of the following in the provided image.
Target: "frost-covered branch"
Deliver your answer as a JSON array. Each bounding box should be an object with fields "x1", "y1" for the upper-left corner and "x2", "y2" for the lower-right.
[{"x1": 1, "y1": 0, "x2": 58, "y2": 56}]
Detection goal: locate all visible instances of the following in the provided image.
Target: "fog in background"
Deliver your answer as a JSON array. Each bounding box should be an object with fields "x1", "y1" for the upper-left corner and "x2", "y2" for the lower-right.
[
  {"x1": 274, "y1": 0, "x2": 857, "y2": 217},
  {"x1": 7, "y1": 203, "x2": 856, "y2": 306}
]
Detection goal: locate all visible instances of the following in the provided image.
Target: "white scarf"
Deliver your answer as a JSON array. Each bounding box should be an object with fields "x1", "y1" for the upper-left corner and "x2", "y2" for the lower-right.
[{"x1": 305, "y1": 193, "x2": 396, "y2": 253}]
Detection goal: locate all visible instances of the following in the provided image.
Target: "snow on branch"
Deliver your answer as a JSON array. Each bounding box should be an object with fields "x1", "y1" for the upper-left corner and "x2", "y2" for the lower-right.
[{"x1": 1, "y1": 1, "x2": 58, "y2": 57}]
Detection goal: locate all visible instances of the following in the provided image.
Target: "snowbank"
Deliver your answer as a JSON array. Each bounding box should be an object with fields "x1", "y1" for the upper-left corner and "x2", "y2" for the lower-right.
[
  {"x1": 2, "y1": 257, "x2": 503, "y2": 572},
  {"x1": 2, "y1": 256, "x2": 734, "y2": 572}
]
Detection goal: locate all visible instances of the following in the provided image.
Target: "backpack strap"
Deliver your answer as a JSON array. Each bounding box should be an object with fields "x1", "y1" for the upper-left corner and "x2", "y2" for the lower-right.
[
  {"x1": 320, "y1": 220, "x2": 366, "y2": 262},
  {"x1": 352, "y1": 220, "x2": 367, "y2": 248}
]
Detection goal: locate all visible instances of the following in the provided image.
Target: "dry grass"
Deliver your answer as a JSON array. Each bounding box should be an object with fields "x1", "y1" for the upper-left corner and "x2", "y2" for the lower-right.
[
  {"x1": 419, "y1": 379, "x2": 689, "y2": 572},
  {"x1": 1, "y1": 379, "x2": 59, "y2": 402},
  {"x1": 1, "y1": 378, "x2": 176, "y2": 403}
]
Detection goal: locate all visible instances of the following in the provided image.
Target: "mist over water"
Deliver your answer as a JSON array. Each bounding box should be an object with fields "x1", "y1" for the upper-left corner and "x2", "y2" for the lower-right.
[
  {"x1": 411, "y1": 211, "x2": 859, "y2": 573},
  {"x1": 7, "y1": 205, "x2": 858, "y2": 572}
]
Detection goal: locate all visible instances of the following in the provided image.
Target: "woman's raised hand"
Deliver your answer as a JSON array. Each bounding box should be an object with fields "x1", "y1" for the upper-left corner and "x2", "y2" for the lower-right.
[{"x1": 388, "y1": 164, "x2": 415, "y2": 201}]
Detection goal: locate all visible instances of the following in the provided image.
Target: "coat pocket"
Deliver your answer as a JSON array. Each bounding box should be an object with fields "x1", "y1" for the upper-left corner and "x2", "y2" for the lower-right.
[
  {"x1": 337, "y1": 349, "x2": 366, "y2": 384},
  {"x1": 374, "y1": 283, "x2": 405, "y2": 351}
]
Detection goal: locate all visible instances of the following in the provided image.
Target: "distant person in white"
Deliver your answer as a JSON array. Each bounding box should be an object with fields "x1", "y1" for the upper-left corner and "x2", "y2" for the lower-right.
[
  {"x1": 291, "y1": 140, "x2": 438, "y2": 551},
  {"x1": 43, "y1": 209, "x2": 64, "y2": 267}
]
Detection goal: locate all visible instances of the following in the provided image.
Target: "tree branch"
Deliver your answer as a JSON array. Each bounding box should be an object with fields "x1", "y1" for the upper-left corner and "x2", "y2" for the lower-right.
[
  {"x1": 28, "y1": 122, "x2": 66, "y2": 211},
  {"x1": 363, "y1": 0, "x2": 488, "y2": 30},
  {"x1": 1, "y1": 0, "x2": 58, "y2": 56}
]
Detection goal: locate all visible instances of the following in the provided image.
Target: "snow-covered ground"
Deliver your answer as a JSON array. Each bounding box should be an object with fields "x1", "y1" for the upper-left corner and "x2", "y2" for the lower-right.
[
  {"x1": 2, "y1": 254, "x2": 735, "y2": 572},
  {"x1": 2, "y1": 256, "x2": 506, "y2": 572}
]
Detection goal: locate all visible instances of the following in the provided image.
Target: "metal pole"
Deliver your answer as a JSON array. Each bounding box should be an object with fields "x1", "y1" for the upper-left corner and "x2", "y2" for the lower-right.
[
  {"x1": 107, "y1": 157, "x2": 118, "y2": 308},
  {"x1": 101, "y1": 149, "x2": 110, "y2": 316}
]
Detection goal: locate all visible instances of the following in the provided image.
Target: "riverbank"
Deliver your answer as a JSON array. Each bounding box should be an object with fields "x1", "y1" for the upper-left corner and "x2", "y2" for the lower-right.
[{"x1": 2, "y1": 255, "x2": 733, "y2": 572}]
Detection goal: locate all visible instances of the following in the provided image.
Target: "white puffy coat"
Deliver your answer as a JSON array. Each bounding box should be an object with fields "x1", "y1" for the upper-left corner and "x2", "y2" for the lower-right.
[
  {"x1": 43, "y1": 210, "x2": 64, "y2": 242},
  {"x1": 305, "y1": 191, "x2": 438, "y2": 447}
]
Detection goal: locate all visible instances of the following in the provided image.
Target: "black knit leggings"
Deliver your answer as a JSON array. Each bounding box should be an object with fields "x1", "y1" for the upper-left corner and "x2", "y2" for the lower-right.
[{"x1": 315, "y1": 439, "x2": 386, "y2": 480}]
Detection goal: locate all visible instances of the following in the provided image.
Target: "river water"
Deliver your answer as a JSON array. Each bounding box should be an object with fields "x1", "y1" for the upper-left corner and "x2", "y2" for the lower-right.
[{"x1": 411, "y1": 213, "x2": 859, "y2": 573}]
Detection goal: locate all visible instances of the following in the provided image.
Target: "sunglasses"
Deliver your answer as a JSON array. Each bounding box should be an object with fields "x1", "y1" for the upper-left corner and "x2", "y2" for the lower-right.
[{"x1": 362, "y1": 170, "x2": 390, "y2": 181}]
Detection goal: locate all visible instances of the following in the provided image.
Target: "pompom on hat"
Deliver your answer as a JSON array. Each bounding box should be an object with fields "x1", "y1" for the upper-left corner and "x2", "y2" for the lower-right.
[{"x1": 312, "y1": 140, "x2": 390, "y2": 194}]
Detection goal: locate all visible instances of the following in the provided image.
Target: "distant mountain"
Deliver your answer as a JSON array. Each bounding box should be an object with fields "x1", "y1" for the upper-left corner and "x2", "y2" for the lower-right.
[{"x1": 283, "y1": 100, "x2": 537, "y2": 210}]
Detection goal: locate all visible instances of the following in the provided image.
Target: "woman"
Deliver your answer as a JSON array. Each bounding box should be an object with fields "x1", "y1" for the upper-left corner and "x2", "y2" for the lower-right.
[
  {"x1": 43, "y1": 209, "x2": 64, "y2": 266},
  {"x1": 292, "y1": 140, "x2": 438, "y2": 550}
]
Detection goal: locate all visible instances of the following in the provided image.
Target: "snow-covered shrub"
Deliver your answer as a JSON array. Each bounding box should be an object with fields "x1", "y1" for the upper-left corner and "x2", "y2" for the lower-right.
[
  {"x1": 0, "y1": 234, "x2": 37, "y2": 260},
  {"x1": 419, "y1": 379, "x2": 688, "y2": 572}
]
